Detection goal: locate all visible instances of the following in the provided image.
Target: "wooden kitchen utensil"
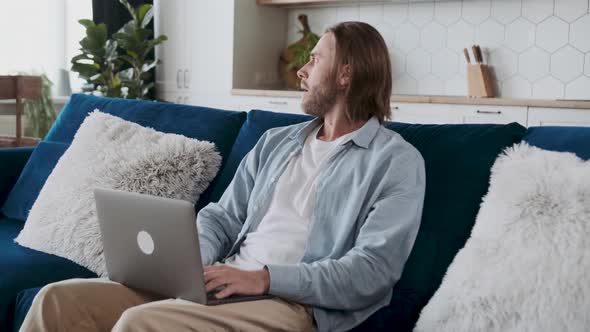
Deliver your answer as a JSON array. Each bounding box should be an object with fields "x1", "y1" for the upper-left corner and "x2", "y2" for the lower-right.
[{"x1": 467, "y1": 45, "x2": 495, "y2": 97}]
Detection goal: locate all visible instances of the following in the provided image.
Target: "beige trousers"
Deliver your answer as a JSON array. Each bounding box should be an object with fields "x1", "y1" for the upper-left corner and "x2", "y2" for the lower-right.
[{"x1": 20, "y1": 278, "x2": 315, "y2": 332}]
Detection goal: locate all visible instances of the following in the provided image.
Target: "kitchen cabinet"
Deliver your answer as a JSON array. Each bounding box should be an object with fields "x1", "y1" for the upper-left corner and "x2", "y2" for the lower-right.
[
  {"x1": 154, "y1": 0, "x2": 191, "y2": 94},
  {"x1": 154, "y1": 0, "x2": 236, "y2": 107},
  {"x1": 233, "y1": 95, "x2": 303, "y2": 114},
  {"x1": 391, "y1": 102, "x2": 458, "y2": 124},
  {"x1": 528, "y1": 107, "x2": 590, "y2": 127},
  {"x1": 391, "y1": 103, "x2": 528, "y2": 126},
  {"x1": 450, "y1": 105, "x2": 527, "y2": 126}
]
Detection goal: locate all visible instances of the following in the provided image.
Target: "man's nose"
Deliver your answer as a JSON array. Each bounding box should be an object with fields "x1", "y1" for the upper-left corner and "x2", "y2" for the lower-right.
[{"x1": 297, "y1": 65, "x2": 307, "y2": 80}]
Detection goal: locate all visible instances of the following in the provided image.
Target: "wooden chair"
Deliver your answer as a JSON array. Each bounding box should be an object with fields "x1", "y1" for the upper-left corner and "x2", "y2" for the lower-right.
[{"x1": 0, "y1": 75, "x2": 42, "y2": 147}]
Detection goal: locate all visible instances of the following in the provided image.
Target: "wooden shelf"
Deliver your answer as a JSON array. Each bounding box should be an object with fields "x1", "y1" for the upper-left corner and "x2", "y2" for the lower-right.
[{"x1": 231, "y1": 89, "x2": 590, "y2": 110}]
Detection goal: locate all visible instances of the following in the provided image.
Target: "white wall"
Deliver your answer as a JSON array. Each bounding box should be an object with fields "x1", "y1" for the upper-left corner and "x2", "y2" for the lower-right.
[{"x1": 287, "y1": 0, "x2": 590, "y2": 99}]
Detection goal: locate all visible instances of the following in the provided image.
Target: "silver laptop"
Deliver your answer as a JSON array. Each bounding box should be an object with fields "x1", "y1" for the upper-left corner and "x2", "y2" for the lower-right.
[{"x1": 94, "y1": 188, "x2": 273, "y2": 305}]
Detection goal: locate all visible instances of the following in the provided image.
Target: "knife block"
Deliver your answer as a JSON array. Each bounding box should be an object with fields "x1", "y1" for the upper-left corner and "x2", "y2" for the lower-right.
[{"x1": 467, "y1": 64, "x2": 494, "y2": 98}]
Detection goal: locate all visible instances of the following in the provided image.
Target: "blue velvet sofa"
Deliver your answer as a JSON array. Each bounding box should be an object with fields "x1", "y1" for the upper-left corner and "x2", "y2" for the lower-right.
[{"x1": 1, "y1": 94, "x2": 588, "y2": 332}]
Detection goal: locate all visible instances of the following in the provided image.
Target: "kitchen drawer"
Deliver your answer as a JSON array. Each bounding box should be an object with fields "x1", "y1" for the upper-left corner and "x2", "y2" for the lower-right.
[
  {"x1": 528, "y1": 107, "x2": 590, "y2": 127},
  {"x1": 390, "y1": 102, "x2": 458, "y2": 124},
  {"x1": 450, "y1": 105, "x2": 527, "y2": 126},
  {"x1": 235, "y1": 96, "x2": 302, "y2": 114}
]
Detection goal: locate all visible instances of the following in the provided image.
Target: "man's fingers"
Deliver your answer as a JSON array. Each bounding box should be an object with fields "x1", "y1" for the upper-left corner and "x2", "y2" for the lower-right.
[
  {"x1": 203, "y1": 265, "x2": 225, "y2": 273},
  {"x1": 215, "y1": 285, "x2": 235, "y2": 299},
  {"x1": 205, "y1": 276, "x2": 228, "y2": 293},
  {"x1": 203, "y1": 269, "x2": 224, "y2": 283}
]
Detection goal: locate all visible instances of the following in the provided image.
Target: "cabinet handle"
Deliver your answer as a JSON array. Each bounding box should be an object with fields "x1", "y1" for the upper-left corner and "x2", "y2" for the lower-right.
[
  {"x1": 269, "y1": 101, "x2": 288, "y2": 105},
  {"x1": 176, "y1": 69, "x2": 182, "y2": 89},
  {"x1": 184, "y1": 69, "x2": 189, "y2": 89},
  {"x1": 476, "y1": 110, "x2": 502, "y2": 115}
]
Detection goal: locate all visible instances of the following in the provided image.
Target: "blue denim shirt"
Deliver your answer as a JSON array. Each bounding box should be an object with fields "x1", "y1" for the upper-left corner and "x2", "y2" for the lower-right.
[{"x1": 197, "y1": 116, "x2": 426, "y2": 332}]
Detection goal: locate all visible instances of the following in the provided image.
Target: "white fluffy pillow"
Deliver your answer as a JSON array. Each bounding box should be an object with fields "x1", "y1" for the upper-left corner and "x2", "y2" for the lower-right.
[
  {"x1": 15, "y1": 110, "x2": 221, "y2": 277},
  {"x1": 415, "y1": 143, "x2": 590, "y2": 332}
]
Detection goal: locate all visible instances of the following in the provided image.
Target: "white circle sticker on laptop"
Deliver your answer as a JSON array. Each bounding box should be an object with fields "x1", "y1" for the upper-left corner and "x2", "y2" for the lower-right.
[{"x1": 137, "y1": 230, "x2": 155, "y2": 255}]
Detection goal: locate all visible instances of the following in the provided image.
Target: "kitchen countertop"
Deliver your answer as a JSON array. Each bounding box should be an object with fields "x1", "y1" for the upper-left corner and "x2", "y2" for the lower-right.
[{"x1": 231, "y1": 89, "x2": 590, "y2": 110}]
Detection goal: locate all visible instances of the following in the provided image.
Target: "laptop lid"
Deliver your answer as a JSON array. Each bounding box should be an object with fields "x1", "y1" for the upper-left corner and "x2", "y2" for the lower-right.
[{"x1": 94, "y1": 188, "x2": 207, "y2": 304}]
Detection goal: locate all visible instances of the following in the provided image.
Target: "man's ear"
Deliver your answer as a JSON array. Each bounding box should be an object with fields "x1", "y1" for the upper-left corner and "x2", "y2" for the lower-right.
[{"x1": 338, "y1": 64, "x2": 351, "y2": 89}]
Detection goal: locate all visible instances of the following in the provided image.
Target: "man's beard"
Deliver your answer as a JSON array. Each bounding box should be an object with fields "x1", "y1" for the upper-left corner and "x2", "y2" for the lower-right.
[{"x1": 301, "y1": 79, "x2": 338, "y2": 117}]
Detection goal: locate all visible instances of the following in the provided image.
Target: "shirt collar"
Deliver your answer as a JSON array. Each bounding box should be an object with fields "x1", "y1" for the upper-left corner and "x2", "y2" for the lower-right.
[{"x1": 289, "y1": 116, "x2": 380, "y2": 149}]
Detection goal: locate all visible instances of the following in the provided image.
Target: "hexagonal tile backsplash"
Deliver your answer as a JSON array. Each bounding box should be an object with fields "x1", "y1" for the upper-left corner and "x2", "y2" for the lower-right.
[{"x1": 287, "y1": 0, "x2": 590, "y2": 100}]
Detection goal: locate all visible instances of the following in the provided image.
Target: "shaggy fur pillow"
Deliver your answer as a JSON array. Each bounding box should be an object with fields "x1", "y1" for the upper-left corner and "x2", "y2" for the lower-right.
[
  {"x1": 15, "y1": 110, "x2": 221, "y2": 276},
  {"x1": 415, "y1": 143, "x2": 590, "y2": 332}
]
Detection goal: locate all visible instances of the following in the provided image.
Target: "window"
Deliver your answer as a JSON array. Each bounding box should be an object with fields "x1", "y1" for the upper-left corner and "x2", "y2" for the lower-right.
[{"x1": 0, "y1": 0, "x2": 92, "y2": 96}]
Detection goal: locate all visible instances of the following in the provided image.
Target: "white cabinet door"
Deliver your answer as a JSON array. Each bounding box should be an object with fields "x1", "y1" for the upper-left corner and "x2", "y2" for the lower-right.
[
  {"x1": 154, "y1": 0, "x2": 181, "y2": 91},
  {"x1": 155, "y1": 0, "x2": 193, "y2": 93},
  {"x1": 390, "y1": 103, "x2": 527, "y2": 125},
  {"x1": 451, "y1": 105, "x2": 528, "y2": 126},
  {"x1": 157, "y1": 90, "x2": 180, "y2": 104},
  {"x1": 390, "y1": 102, "x2": 459, "y2": 124},
  {"x1": 178, "y1": 0, "x2": 191, "y2": 92},
  {"x1": 528, "y1": 107, "x2": 590, "y2": 127},
  {"x1": 188, "y1": 0, "x2": 234, "y2": 98}
]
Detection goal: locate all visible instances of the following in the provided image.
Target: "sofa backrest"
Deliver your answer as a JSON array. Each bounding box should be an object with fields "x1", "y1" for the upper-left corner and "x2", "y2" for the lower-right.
[
  {"x1": 524, "y1": 126, "x2": 590, "y2": 160},
  {"x1": 1, "y1": 94, "x2": 247, "y2": 221},
  {"x1": 210, "y1": 110, "x2": 313, "y2": 203},
  {"x1": 213, "y1": 109, "x2": 528, "y2": 329}
]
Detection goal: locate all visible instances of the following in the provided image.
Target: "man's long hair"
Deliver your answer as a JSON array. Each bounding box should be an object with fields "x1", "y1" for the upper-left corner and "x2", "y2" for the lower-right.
[{"x1": 326, "y1": 22, "x2": 392, "y2": 124}]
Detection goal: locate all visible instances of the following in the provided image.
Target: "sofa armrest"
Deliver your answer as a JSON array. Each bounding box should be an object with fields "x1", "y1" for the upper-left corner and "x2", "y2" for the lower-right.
[{"x1": 0, "y1": 147, "x2": 35, "y2": 212}]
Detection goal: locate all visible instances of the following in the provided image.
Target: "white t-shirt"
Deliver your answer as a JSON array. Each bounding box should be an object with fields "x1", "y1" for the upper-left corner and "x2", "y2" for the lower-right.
[{"x1": 223, "y1": 124, "x2": 355, "y2": 270}]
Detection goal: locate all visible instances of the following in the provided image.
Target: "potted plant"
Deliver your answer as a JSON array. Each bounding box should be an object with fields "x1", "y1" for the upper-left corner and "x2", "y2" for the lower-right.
[
  {"x1": 279, "y1": 15, "x2": 319, "y2": 90},
  {"x1": 22, "y1": 74, "x2": 57, "y2": 139},
  {"x1": 71, "y1": 0, "x2": 167, "y2": 99}
]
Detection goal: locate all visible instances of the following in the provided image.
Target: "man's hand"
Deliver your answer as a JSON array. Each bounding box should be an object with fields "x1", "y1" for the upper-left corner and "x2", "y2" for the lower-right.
[{"x1": 203, "y1": 265, "x2": 270, "y2": 299}]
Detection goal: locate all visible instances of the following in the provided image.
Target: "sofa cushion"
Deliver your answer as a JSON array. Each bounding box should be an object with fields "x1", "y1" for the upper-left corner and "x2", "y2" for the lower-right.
[
  {"x1": 0, "y1": 218, "x2": 95, "y2": 331},
  {"x1": 0, "y1": 147, "x2": 35, "y2": 213},
  {"x1": 1, "y1": 142, "x2": 69, "y2": 221},
  {"x1": 44, "y1": 94, "x2": 247, "y2": 209},
  {"x1": 16, "y1": 111, "x2": 222, "y2": 277},
  {"x1": 13, "y1": 287, "x2": 39, "y2": 332},
  {"x1": 365, "y1": 122, "x2": 526, "y2": 331},
  {"x1": 415, "y1": 143, "x2": 590, "y2": 331},
  {"x1": 524, "y1": 126, "x2": 590, "y2": 160}
]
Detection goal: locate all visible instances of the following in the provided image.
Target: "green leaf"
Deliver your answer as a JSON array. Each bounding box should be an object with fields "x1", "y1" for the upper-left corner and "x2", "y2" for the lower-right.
[
  {"x1": 118, "y1": 0, "x2": 137, "y2": 22},
  {"x1": 71, "y1": 54, "x2": 89, "y2": 63},
  {"x1": 119, "y1": 54, "x2": 136, "y2": 66},
  {"x1": 71, "y1": 63, "x2": 100, "y2": 78},
  {"x1": 137, "y1": 4, "x2": 153, "y2": 26},
  {"x1": 116, "y1": 21, "x2": 135, "y2": 37},
  {"x1": 141, "y1": 7, "x2": 154, "y2": 28},
  {"x1": 119, "y1": 68, "x2": 134, "y2": 80},
  {"x1": 142, "y1": 59, "x2": 158, "y2": 72},
  {"x1": 78, "y1": 19, "x2": 95, "y2": 29},
  {"x1": 89, "y1": 73, "x2": 103, "y2": 82}
]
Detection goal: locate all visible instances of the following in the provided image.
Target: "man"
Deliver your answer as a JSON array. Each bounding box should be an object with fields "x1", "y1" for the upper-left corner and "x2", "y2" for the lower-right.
[{"x1": 21, "y1": 22, "x2": 425, "y2": 332}]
